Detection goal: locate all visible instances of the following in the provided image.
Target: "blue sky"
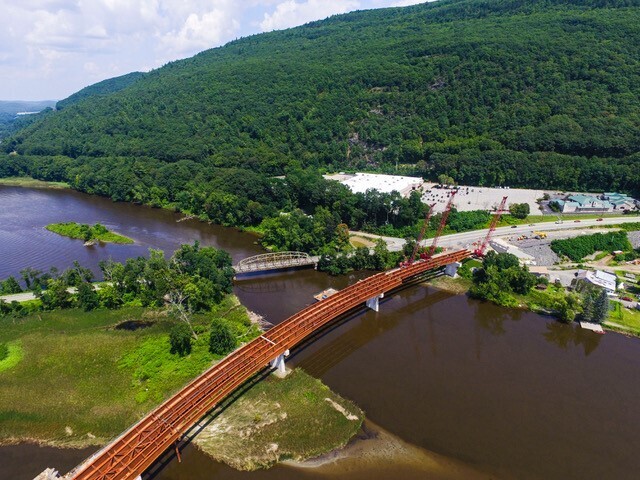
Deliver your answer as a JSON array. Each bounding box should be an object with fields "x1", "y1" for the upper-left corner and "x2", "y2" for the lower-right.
[{"x1": 0, "y1": 0, "x2": 431, "y2": 101}]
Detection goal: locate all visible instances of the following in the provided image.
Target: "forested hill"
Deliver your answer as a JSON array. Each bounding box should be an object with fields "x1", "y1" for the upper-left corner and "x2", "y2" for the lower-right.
[
  {"x1": 2, "y1": 0, "x2": 640, "y2": 205},
  {"x1": 56, "y1": 72, "x2": 145, "y2": 110}
]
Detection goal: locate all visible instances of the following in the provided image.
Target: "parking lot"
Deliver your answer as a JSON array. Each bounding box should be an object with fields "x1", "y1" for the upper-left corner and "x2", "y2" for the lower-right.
[{"x1": 422, "y1": 183, "x2": 545, "y2": 213}]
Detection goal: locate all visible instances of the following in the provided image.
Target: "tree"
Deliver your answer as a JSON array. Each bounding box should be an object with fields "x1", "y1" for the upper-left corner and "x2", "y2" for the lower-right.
[
  {"x1": 77, "y1": 282, "x2": 99, "y2": 311},
  {"x1": 581, "y1": 291, "x2": 595, "y2": 322},
  {"x1": 209, "y1": 320, "x2": 236, "y2": 356},
  {"x1": 41, "y1": 278, "x2": 72, "y2": 310},
  {"x1": 438, "y1": 173, "x2": 455, "y2": 186},
  {"x1": 592, "y1": 289, "x2": 609, "y2": 324},
  {"x1": 169, "y1": 323, "x2": 192, "y2": 356},
  {"x1": 98, "y1": 283, "x2": 122, "y2": 309},
  {"x1": 0, "y1": 276, "x2": 22, "y2": 294},
  {"x1": 62, "y1": 261, "x2": 94, "y2": 286},
  {"x1": 509, "y1": 203, "x2": 530, "y2": 219}
]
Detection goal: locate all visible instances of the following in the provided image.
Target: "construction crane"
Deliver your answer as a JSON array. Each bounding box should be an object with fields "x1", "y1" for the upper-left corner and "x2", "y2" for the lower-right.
[
  {"x1": 426, "y1": 190, "x2": 457, "y2": 258},
  {"x1": 401, "y1": 203, "x2": 436, "y2": 267},
  {"x1": 474, "y1": 195, "x2": 508, "y2": 257}
]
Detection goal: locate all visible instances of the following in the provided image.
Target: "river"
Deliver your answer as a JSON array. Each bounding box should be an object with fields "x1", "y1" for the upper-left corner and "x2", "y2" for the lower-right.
[{"x1": 2, "y1": 186, "x2": 640, "y2": 480}]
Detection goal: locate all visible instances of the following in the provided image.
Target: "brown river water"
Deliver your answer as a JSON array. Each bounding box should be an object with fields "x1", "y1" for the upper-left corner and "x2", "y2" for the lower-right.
[{"x1": 1, "y1": 186, "x2": 640, "y2": 480}]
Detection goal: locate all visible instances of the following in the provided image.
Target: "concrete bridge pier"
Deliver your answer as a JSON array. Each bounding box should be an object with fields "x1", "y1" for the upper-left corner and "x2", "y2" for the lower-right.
[
  {"x1": 444, "y1": 262, "x2": 461, "y2": 278},
  {"x1": 366, "y1": 293, "x2": 384, "y2": 312},
  {"x1": 270, "y1": 349, "x2": 290, "y2": 377}
]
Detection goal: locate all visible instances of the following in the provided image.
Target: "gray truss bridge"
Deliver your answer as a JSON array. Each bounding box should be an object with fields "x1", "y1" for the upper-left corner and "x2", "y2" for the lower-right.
[{"x1": 233, "y1": 251, "x2": 318, "y2": 276}]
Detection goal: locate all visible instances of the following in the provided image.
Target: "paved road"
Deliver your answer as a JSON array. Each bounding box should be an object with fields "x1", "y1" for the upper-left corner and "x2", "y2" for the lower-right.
[
  {"x1": 431, "y1": 216, "x2": 640, "y2": 251},
  {"x1": 354, "y1": 216, "x2": 639, "y2": 253}
]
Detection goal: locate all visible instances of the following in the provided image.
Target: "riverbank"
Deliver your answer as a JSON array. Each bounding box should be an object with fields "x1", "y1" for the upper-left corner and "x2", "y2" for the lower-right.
[
  {"x1": 46, "y1": 222, "x2": 134, "y2": 244},
  {"x1": 0, "y1": 177, "x2": 69, "y2": 189},
  {"x1": 426, "y1": 268, "x2": 640, "y2": 337}
]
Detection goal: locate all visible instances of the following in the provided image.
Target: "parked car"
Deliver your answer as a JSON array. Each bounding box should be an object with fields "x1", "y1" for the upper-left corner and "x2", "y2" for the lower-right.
[{"x1": 621, "y1": 296, "x2": 633, "y2": 302}]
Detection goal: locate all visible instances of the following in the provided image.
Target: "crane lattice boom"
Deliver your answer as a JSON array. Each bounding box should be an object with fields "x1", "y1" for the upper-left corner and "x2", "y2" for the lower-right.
[
  {"x1": 474, "y1": 195, "x2": 508, "y2": 257},
  {"x1": 427, "y1": 190, "x2": 457, "y2": 258}
]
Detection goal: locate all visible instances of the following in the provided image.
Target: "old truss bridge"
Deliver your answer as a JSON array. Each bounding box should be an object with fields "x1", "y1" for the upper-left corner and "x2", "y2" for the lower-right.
[{"x1": 232, "y1": 251, "x2": 317, "y2": 276}]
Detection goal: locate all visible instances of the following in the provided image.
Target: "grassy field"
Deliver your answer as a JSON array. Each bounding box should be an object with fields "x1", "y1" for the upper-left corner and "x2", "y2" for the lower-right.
[
  {"x1": 194, "y1": 368, "x2": 363, "y2": 470},
  {"x1": 0, "y1": 296, "x2": 260, "y2": 447},
  {"x1": 46, "y1": 222, "x2": 134, "y2": 244},
  {"x1": 0, "y1": 176, "x2": 69, "y2": 189},
  {"x1": 605, "y1": 303, "x2": 640, "y2": 336}
]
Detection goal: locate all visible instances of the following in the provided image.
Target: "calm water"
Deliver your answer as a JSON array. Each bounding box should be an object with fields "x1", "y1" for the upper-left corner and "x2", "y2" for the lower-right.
[{"x1": 2, "y1": 187, "x2": 640, "y2": 480}]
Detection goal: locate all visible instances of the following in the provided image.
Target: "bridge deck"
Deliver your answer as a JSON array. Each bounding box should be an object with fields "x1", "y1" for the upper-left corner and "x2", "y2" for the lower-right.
[{"x1": 67, "y1": 250, "x2": 470, "y2": 480}]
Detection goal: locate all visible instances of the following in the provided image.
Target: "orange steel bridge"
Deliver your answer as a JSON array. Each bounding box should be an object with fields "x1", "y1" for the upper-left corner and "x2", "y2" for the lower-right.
[{"x1": 65, "y1": 249, "x2": 470, "y2": 480}]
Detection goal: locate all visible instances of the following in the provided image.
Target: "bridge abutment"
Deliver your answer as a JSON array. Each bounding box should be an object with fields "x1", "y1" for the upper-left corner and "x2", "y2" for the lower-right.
[
  {"x1": 365, "y1": 293, "x2": 384, "y2": 312},
  {"x1": 444, "y1": 262, "x2": 461, "y2": 278}
]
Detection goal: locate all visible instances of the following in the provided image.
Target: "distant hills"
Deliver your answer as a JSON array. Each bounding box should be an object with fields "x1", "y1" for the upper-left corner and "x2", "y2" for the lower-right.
[
  {"x1": 0, "y1": 100, "x2": 56, "y2": 140},
  {"x1": 2, "y1": 0, "x2": 640, "y2": 205}
]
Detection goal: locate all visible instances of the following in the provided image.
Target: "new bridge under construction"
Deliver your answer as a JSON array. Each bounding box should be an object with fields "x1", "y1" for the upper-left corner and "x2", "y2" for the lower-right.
[{"x1": 47, "y1": 249, "x2": 470, "y2": 480}]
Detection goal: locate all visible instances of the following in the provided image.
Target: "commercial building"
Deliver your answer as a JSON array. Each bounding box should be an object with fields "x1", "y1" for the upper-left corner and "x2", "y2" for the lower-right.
[
  {"x1": 556, "y1": 192, "x2": 637, "y2": 214},
  {"x1": 324, "y1": 173, "x2": 423, "y2": 197}
]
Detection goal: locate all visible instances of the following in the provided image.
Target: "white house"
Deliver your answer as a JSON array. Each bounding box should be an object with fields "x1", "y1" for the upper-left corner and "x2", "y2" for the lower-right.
[{"x1": 575, "y1": 269, "x2": 617, "y2": 293}]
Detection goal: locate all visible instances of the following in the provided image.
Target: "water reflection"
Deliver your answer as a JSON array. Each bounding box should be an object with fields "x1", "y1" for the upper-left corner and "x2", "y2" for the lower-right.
[{"x1": 543, "y1": 321, "x2": 603, "y2": 356}]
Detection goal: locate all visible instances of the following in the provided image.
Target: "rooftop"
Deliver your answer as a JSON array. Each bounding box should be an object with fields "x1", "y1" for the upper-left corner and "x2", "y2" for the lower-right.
[{"x1": 324, "y1": 173, "x2": 422, "y2": 196}]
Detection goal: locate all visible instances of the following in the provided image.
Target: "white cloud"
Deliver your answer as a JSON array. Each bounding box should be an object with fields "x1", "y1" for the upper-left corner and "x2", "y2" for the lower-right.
[
  {"x1": 260, "y1": 0, "x2": 360, "y2": 32},
  {"x1": 160, "y1": 8, "x2": 241, "y2": 56},
  {"x1": 0, "y1": 0, "x2": 434, "y2": 100},
  {"x1": 390, "y1": 0, "x2": 427, "y2": 6}
]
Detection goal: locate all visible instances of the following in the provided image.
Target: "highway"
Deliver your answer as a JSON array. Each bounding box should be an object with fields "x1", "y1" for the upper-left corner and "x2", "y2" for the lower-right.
[
  {"x1": 353, "y1": 216, "x2": 639, "y2": 252},
  {"x1": 437, "y1": 216, "x2": 639, "y2": 250}
]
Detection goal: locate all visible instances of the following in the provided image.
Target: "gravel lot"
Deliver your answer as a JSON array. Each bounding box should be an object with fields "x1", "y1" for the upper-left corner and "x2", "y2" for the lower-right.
[
  {"x1": 628, "y1": 230, "x2": 640, "y2": 249},
  {"x1": 517, "y1": 242, "x2": 559, "y2": 266}
]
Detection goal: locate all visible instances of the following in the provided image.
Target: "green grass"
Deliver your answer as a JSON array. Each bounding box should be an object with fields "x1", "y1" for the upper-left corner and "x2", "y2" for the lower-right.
[
  {"x1": 0, "y1": 177, "x2": 69, "y2": 189},
  {"x1": 194, "y1": 368, "x2": 363, "y2": 470},
  {"x1": 606, "y1": 303, "x2": 640, "y2": 336},
  {"x1": 0, "y1": 342, "x2": 23, "y2": 373},
  {"x1": 46, "y1": 222, "x2": 134, "y2": 244},
  {"x1": 0, "y1": 296, "x2": 261, "y2": 447},
  {"x1": 519, "y1": 284, "x2": 567, "y2": 315}
]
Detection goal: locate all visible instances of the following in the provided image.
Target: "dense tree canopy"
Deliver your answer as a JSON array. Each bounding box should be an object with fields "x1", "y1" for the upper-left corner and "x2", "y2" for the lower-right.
[{"x1": 1, "y1": 0, "x2": 639, "y2": 241}]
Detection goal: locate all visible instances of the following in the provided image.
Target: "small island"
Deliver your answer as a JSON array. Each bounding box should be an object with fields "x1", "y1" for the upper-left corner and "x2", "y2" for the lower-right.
[{"x1": 46, "y1": 222, "x2": 133, "y2": 244}]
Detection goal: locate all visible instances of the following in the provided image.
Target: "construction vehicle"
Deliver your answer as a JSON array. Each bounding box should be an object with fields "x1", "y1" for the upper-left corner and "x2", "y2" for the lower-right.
[
  {"x1": 473, "y1": 196, "x2": 508, "y2": 257},
  {"x1": 533, "y1": 231, "x2": 547, "y2": 239}
]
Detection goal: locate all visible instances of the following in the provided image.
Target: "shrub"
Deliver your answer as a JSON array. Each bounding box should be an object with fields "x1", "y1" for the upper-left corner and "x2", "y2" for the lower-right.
[
  {"x1": 209, "y1": 320, "x2": 236, "y2": 356},
  {"x1": 169, "y1": 323, "x2": 192, "y2": 356}
]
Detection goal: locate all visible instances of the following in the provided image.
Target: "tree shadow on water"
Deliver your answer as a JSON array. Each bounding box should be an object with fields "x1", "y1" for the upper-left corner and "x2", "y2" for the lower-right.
[{"x1": 543, "y1": 321, "x2": 603, "y2": 356}]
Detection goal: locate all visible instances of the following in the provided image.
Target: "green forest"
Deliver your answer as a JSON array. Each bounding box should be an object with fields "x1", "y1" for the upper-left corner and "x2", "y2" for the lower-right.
[{"x1": 1, "y1": 0, "x2": 639, "y2": 236}]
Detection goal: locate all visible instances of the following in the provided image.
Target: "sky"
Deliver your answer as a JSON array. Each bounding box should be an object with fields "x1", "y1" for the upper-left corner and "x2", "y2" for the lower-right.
[{"x1": 0, "y1": 0, "x2": 430, "y2": 101}]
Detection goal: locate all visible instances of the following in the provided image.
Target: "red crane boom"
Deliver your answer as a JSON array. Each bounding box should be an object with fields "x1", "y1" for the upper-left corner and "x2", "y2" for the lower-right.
[
  {"x1": 406, "y1": 203, "x2": 436, "y2": 265},
  {"x1": 474, "y1": 195, "x2": 508, "y2": 257},
  {"x1": 427, "y1": 190, "x2": 457, "y2": 258}
]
